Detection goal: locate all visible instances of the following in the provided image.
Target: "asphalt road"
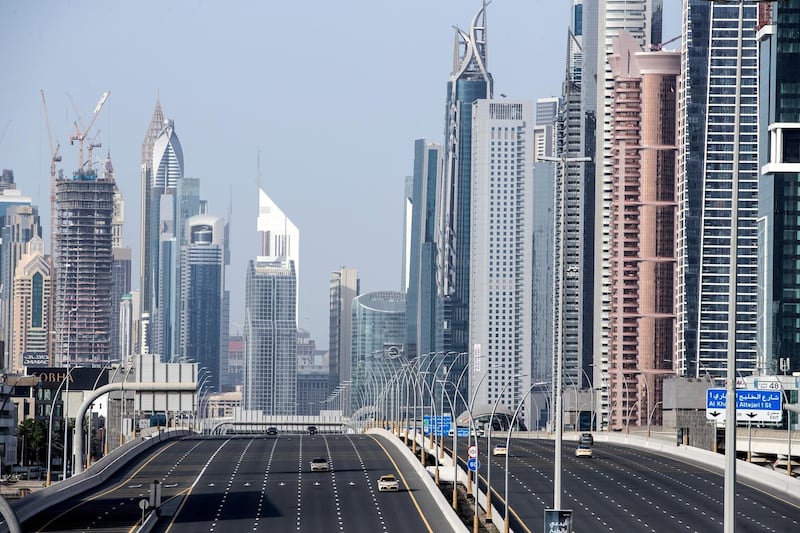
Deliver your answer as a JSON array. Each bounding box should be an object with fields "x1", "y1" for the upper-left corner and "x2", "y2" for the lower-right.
[
  {"x1": 457, "y1": 436, "x2": 800, "y2": 533},
  {"x1": 22, "y1": 433, "x2": 454, "y2": 533}
]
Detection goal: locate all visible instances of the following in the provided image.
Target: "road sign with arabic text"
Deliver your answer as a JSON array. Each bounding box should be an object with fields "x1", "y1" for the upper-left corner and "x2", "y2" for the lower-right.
[{"x1": 705, "y1": 388, "x2": 782, "y2": 422}]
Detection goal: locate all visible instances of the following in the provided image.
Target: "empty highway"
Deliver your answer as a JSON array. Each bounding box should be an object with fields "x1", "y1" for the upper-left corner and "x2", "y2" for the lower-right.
[
  {"x1": 457, "y1": 437, "x2": 800, "y2": 532},
  {"x1": 22, "y1": 433, "x2": 454, "y2": 533}
]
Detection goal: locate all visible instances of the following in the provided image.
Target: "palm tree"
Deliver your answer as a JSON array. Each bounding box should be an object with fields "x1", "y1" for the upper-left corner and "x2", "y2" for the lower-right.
[{"x1": 17, "y1": 419, "x2": 47, "y2": 467}]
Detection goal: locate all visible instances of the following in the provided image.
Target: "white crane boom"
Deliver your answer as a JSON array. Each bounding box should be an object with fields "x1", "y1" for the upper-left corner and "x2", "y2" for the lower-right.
[{"x1": 70, "y1": 90, "x2": 110, "y2": 175}]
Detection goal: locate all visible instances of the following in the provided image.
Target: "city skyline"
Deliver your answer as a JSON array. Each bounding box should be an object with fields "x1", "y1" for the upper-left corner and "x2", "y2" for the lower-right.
[{"x1": 0, "y1": 2, "x2": 690, "y2": 350}]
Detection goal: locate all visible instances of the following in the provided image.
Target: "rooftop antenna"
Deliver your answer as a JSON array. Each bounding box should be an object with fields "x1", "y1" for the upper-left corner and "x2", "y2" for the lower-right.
[{"x1": 256, "y1": 149, "x2": 263, "y2": 191}]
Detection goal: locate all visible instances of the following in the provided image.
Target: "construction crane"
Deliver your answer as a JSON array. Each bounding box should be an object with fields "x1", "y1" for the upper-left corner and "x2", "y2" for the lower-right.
[
  {"x1": 40, "y1": 89, "x2": 62, "y2": 257},
  {"x1": 0, "y1": 120, "x2": 10, "y2": 147},
  {"x1": 649, "y1": 35, "x2": 681, "y2": 52},
  {"x1": 70, "y1": 90, "x2": 110, "y2": 176}
]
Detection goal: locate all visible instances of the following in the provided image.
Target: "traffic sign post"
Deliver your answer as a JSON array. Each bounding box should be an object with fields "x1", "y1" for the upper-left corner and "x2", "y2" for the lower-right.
[
  {"x1": 467, "y1": 445, "x2": 478, "y2": 458},
  {"x1": 422, "y1": 415, "x2": 452, "y2": 436},
  {"x1": 706, "y1": 389, "x2": 783, "y2": 423},
  {"x1": 467, "y1": 457, "x2": 481, "y2": 471}
]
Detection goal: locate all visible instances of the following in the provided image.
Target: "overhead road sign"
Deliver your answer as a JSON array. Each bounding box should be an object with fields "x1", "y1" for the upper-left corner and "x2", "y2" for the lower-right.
[{"x1": 706, "y1": 388, "x2": 783, "y2": 422}]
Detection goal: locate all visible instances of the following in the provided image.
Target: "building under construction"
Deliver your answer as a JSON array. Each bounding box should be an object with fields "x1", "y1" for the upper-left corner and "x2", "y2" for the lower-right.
[{"x1": 53, "y1": 168, "x2": 115, "y2": 366}]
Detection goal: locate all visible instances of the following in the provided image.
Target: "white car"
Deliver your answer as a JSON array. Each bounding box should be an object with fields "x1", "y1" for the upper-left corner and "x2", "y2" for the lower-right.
[
  {"x1": 492, "y1": 443, "x2": 508, "y2": 456},
  {"x1": 310, "y1": 457, "x2": 329, "y2": 471},
  {"x1": 377, "y1": 474, "x2": 399, "y2": 492},
  {"x1": 575, "y1": 445, "x2": 593, "y2": 458}
]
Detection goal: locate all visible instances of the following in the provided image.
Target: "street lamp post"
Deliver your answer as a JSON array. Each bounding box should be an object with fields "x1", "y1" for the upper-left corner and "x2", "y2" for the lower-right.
[
  {"x1": 485, "y1": 373, "x2": 527, "y2": 521},
  {"x1": 540, "y1": 153, "x2": 590, "y2": 513},
  {"x1": 46, "y1": 365, "x2": 77, "y2": 486}
]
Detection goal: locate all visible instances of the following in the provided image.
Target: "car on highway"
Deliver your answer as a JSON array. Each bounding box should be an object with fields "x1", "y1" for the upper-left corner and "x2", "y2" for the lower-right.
[
  {"x1": 575, "y1": 444, "x2": 593, "y2": 458},
  {"x1": 308, "y1": 425, "x2": 318, "y2": 435},
  {"x1": 266, "y1": 427, "x2": 278, "y2": 436},
  {"x1": 579, "y1": 432, "x2": 594, "y2": 446},
  {"x1": 377, "y1": 474, "x2": 399, "y2": 492},
  {"x1": 310, "y1": 457, "x2": 329, "y2": 471},
  {"x1": 492, "y1": 443, "x2": 508, "y2": 456}
]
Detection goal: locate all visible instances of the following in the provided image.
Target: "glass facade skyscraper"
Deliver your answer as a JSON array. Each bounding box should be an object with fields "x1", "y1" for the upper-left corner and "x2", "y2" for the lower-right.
[
  {"x1": 437, "y1": 3, "x2": 493, "y2": 360},
  {"x1": 181, "y1": 215, "x2": 224, "y2": 391},
  {"x1": 758, "y1": 0, "x2": 800, "y2": 376},
  {"x1": 406, "y1": 139, "x2": 441, "y2": 360},
  {"x1": 692, "y1": 1, "x2": 759, "y2": 378},
  {"x1": 244, "y1": 257, "x2": 297, "y2": 414}
]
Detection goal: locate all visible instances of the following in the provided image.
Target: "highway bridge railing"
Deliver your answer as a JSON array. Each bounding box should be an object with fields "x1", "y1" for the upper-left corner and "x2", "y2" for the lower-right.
[{"x1": 4, "y1": 429, "x2": 191, "y2": 528}]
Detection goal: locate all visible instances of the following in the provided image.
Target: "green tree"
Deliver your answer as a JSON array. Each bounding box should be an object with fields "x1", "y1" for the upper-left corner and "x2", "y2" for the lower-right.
[{"x1": 17, "y1": 419, "x2": 47, "y2": 466}]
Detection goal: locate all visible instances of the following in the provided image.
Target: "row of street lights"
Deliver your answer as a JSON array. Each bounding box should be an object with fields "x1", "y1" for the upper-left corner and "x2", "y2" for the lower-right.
[{"x1": 356, "y1": 351, "x2": 582, "y2": 533}]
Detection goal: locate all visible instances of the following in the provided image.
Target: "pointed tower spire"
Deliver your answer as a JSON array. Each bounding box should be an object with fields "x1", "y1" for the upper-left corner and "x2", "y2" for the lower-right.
[{"x1": 141, "y1": 99, "x2": 164, "y2": 167}]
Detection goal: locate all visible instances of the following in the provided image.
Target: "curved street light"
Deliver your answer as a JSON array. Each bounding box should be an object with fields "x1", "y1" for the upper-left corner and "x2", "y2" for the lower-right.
[
  {"x1": 485, "y1": 373, "x2": 527, "y2": 521},
  {"x1": 46, "y1": 365, "x2": 79, "y2": 486}
]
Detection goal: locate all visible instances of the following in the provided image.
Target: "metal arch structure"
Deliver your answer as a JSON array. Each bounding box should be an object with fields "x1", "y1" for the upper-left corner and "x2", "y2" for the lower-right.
[{"x1": 72, "y1": 382, "x2": 196, "y2": 475}]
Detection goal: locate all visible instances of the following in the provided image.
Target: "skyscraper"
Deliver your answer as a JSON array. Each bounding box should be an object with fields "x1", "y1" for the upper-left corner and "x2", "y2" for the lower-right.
[
  {"x1": 257, "y1": 188, "x2": 300, "y2": 318},
  {"x1": 607, "y1": 33, "x2": 679, "y2": 429},
  {"x1": 243, "y1": 257, "x2": 297, "y2": 414},
  {"x1": 180, "y1": 215, "x2": 225, "y2": 391},
  {"x1": 437, "y1": 3, "x2": 493, "y2": 359},
  {"x1": 757, "y1": 0, "x2": 800, "y2": 376},
  {"x1": 679, "y1": 0, "x2": 759, "y2": 378},
  {"x1": 405, "y1": 139, "x2": 442, "y2": 360},
  {"x1": 677, "y1": 0, "x2": 712, "y2": 379},
  {"x1": 531, "y1": 99, "x2": 557, "y2": 389},
  {"x1": 328, "y1": 267, "x2": 359, "y2": 406},
  {"x1": 53, "y1": 167, "x2": 115, "y2": 366},
  {"x1": 0, "y1": 201, "x2": 41, "y2": 371},
  {"x1": 590, "y1": 0, "x2": 660, "y2": 425},
  {"x1": 139, "y1": 101, "x2": 164, "y2": 331},
  {"x1": 140, "y1": 103, "x2": 184, "y2": 359},
  {"x1": 108, "y1": 156, "x2": 131, "y2": 362},
  {"x1": 11, "y1": 236, "x2": 51, "y2": 371},
  {"x1": 350, "y1": 291, "x2": 406, "y2": 416},
  {"x1": 468, "y1": 100, "x2": 535, "y2": 420}
]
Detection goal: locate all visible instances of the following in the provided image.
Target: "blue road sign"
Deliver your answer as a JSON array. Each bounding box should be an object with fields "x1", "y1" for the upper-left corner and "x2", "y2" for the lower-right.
[
  {"x1": 467, "y1": 457, "x2": 481, "y2": 471},
  {"x1": 706, "y1": 389, "x2": 782, "y2": 422},
  {"x1": 422, "y1": 415, "x2": 452, "y2": 436},
  {"x1": 457, "y1": 427, "x2": 471, "y2": 438}
]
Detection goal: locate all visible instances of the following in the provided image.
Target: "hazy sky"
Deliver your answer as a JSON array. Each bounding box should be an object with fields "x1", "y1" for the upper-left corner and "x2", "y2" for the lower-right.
[{"x1": 1, "y1": 1, "x2": 680, "y2": 351}]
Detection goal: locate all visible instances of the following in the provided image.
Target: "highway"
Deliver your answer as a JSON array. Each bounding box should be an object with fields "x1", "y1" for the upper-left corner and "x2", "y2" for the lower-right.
[
  {"x1": 21, "y1": 434, "x2": 452, "y2": 533},
  {"x1": 458, "y1": 437, "x2": 800, "y2": 533}
]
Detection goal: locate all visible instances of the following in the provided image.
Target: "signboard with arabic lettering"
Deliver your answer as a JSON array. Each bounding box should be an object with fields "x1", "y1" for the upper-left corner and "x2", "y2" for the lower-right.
[
  {"x1": 705, "y1": 388, "x2": 783, "y2": 422},
  {"x1": 544, "y1": 509, "x2": 573, "y2": 533}
]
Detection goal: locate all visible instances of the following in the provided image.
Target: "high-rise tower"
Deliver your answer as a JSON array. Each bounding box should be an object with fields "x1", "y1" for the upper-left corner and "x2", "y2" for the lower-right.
[
  {"x1": 758, "y1": 0, "x2": 800, "y2": 377},
  {"x1": 328, "y1": 267, "x2": 359, "y2": 407},
  {"x1": 53, "y1": 167, "x2": 115, "y2": 366},
  {"x1": 437, "y1": 3, "x2": 493, "y2": 360},
  {"x1": 468, "y1": 100, "x2": 535, "y2": 422},
  {"x1": 405, "y1": 139, "x2": 442, "y2": 360},
  {"x1": 180, "y1": 215, "x2": 225, "y2": 391},
  {"x1": 678, "y1": 0, "x2": 759, "y2": 379},
  {"x1": 244, "y1": 257, "x2": 297, "y2": 414},
  {"x1": 140, "y1": 102, "x2": 184, "y2": 359}
]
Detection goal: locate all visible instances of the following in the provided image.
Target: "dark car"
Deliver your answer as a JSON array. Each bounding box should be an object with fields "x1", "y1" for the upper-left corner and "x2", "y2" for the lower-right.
[
  {"x1": 266, "y1": 427, "x2": 278, "y2": 436},
  {"x1": 579, "y1": 432, "x2": 594, "y2": 446},
  {"x1": 308, "y1": 425, "x2": 318, "y2": 435}
]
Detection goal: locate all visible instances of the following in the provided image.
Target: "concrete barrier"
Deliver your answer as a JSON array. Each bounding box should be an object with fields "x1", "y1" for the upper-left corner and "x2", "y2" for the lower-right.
[
  {"x1": 369, "y1": 429, "x2": 469, "y2": 532},
  {"x1": 6, "y1": 430, "x2": 191, "y2": 528},
  {"x1": 579, "y1": 432, "x2": 800, "y2": 504},
  {"x1": 399, "y1": 431, "x2": 507, "y2": 532}
]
